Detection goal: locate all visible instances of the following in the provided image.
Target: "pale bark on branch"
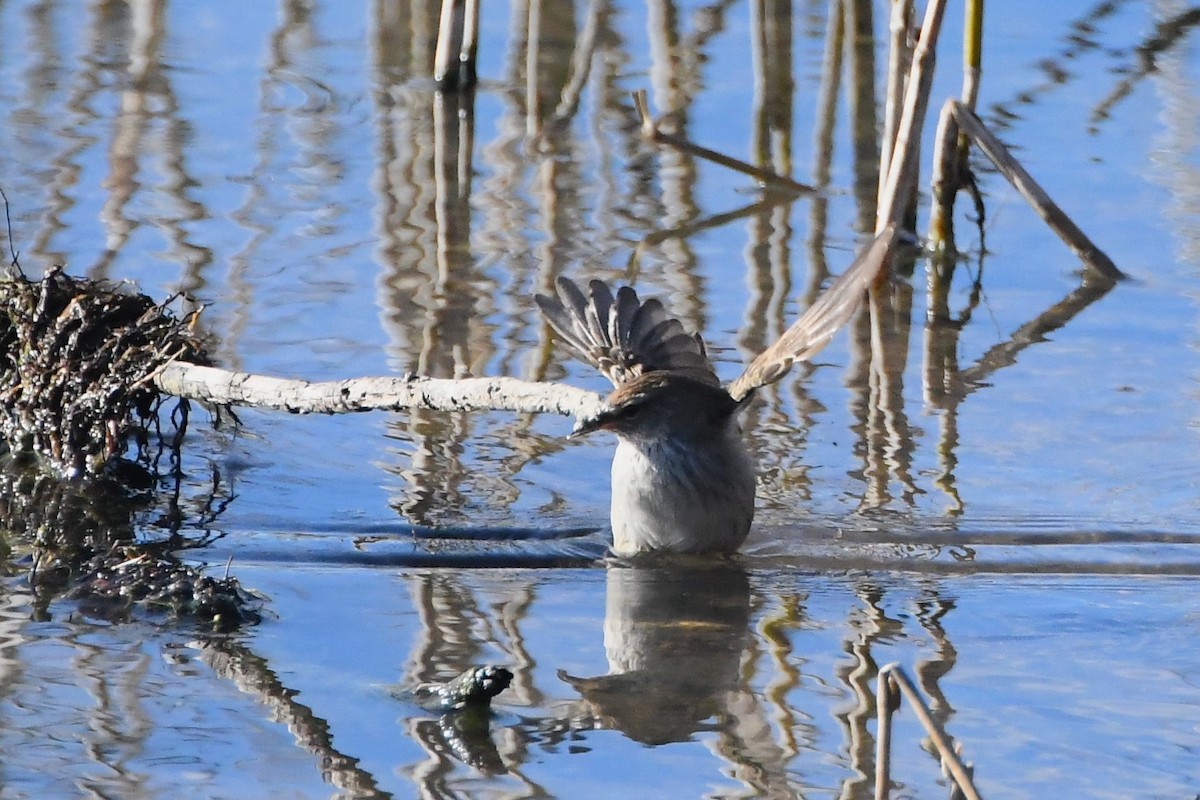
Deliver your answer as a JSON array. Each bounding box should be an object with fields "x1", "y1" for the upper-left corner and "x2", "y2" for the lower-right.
[{"x1": 154, "y1": 362, "x2": 606, "y2": 420}]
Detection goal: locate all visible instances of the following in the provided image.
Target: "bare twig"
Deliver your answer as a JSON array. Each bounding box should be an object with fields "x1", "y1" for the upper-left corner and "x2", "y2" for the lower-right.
[
  {"x1": 949, "y1": 101, "x2": 1124, "y2": 282},
  {"x1": 0, "y1": 186, "x2": 19, "y2": 274},
  {"x1": 631, "y1": 90, "x2": 814, "y2": 194}
]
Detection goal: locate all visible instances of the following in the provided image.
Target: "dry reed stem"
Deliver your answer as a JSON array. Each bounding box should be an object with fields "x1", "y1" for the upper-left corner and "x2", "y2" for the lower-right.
[
  {"x1": 876, "y1": 0, "x2": 949, "y2": 231},
  {"x1": 929, "y1": 0, "x2": 984, "y2": 246},
  {"x1": 962, "y1": 0, "x2": 983, "y2": 110},
  {"x1": 879, "y1": 0, "x2": 914, "y2": 211},
  {"x1": 949, "y1": 101, "x2": 1124, "y2": 282},
  {"x1": 929, "y1": 99, "x2": 960, "y2": 244},
  {"x1": 875, "y1": 662, "x2": 983, "y2": 800}
]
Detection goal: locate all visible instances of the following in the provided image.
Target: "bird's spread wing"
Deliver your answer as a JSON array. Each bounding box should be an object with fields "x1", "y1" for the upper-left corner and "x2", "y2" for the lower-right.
[
  {"x1": 726, "y1": 223, "x2": 899, "y2": 401},
  {"x1": 535, "y1": 278, "x2": 720, "y2": 388}
]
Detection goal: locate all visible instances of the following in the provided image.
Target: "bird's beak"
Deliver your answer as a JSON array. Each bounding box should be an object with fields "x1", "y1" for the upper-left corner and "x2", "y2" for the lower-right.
[{"x1": 570, "y1": 407, "x2": 616, "y2": 438}]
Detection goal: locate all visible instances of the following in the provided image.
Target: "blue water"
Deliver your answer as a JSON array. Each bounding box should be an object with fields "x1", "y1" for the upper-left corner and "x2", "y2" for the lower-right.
[{"x1": 1, "y1": 0, "x2": 1199, "y2": 797}]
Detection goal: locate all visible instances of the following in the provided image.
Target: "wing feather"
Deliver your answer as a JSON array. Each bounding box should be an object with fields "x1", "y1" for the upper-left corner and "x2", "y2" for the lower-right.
[{"x1": 727, "y1": 223, "x2": 898, "y2": 401}]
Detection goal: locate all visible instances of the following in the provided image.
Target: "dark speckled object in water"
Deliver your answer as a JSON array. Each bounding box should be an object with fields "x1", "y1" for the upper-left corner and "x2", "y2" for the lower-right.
[{"x1": 411, "y1": 665, "x2": 514, "y2": 711}]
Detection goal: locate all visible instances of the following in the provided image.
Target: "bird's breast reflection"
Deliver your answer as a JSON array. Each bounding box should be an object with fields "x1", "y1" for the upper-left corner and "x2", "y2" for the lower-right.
[{"x1": 558, "y1": 559, "x2": 751, "y2": 745}]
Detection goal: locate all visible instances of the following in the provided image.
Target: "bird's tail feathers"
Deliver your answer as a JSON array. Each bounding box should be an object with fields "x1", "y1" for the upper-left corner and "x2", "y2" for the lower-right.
[{"x1": 536, "y1": 278, "x2": 719, "y2": 388}]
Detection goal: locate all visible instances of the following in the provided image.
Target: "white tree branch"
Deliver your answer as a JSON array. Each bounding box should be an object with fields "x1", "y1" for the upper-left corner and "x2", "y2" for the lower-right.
[{"x1": 154, "y1": 362, "x2": 606, "y2": 420}]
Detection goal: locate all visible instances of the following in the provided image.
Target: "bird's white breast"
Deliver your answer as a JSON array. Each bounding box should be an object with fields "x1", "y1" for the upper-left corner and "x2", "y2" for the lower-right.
[{"x1": 608, "y1": 432, "x2": 756, "y2": 555}]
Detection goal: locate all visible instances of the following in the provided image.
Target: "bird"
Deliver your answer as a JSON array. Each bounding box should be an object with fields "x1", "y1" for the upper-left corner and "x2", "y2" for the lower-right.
[{"x1": 535, "y1": 224, "x2": 898, "y2": 556}]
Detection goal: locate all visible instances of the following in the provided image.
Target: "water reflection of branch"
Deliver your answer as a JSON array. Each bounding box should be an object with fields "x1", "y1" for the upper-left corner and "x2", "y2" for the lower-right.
[
  {"x1": 546, "y1": 0, "x2": 603, "y2": 126},
  {"x1": 845, "y1": 0, "x2": 881, "y2": 226},
  {"x1": 633, "y1": 90, "x2": 814, "y2": 194},
  {"x1": 633, "y1": 194, "x2": 797, "y2": 252},
  {"x1": 1090, "y1": 8, "x2": 1200, "y2": 128},
  {"x1": 913, "y1": 593, "x2": 958, "y2": 717},
  {"x1": 199, "y1": 638, "x2": 387, "y2": 798},
  {"x1": 862, "y1": 254, "x2": 921, "y2": 511},
  {"x1": 959, "y1": 277, "x2": 1116, "y2": 390},
  {"x1": 833, "y1": 582, "x2": 905, "y2": 797},
  {"x1": 921, "y1": 255, "x2": 1117, "y2": 509},
  {"x1": 100, "y1": 0, "x2": 212, "y2": 287},
  {"x1": 986, "y1": 1, "x2": 1133, "y2": 131},
  {"x1": 402, "y1": 572, "x2": 541, "y2": 706},
  {"x1": 372, "y1": 47, "x2": 514, "y2": 524},
  {"x1": 21, "y1": 3, "x2": 116, "y2": 269}
]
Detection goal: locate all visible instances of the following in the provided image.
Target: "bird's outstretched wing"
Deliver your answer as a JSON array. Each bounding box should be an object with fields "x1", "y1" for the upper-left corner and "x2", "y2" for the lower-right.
[
  {"x1": 535, "y1": 278, "x2": 720, "y2": 388},
  {"x1": 726, "y1": 223, "x2": 898, "y2": 402}
]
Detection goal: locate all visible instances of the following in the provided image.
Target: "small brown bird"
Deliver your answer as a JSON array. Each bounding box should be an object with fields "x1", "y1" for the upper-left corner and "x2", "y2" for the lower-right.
[{"x1": 535, "y1": 225, "x2": 898, "y2": 555}]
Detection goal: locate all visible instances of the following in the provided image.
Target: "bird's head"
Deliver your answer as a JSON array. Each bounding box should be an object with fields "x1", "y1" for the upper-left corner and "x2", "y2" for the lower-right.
[{"x1": 571, "y1": 371, "x2": 739, "y2": 443}]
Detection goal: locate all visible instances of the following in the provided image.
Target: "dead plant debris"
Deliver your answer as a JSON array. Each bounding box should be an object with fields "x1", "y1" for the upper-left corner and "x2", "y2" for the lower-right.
[{"x1": 0, "y1": 266, "x2": 209, "y2": 477}]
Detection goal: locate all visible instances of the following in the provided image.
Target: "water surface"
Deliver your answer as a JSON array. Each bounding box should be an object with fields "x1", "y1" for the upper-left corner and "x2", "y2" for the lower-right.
[{"x1": 1, "y1": 0, "x2": 1199, "y2": 797}]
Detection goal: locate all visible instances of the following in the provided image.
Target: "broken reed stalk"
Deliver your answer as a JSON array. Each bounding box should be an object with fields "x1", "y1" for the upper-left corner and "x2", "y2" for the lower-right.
[
  {"x1": 876, "y1": 0, "x2": 949, "y2": 231},
  {"x1": 929, "y1": 100, "x2": 961, "y2": 244},
  {"x1": 929, "y1": 0, "x2": 984, "y2": 246},
  {"x1": 875, "y1": 663, "x2": 982, "y2": 800},
  {"x1": 874, "y1": 668, "x2": 896, "y2": 800},
  {"x1": 630, "y1": 90, "x2": 814, "y2": 194},
  {"x1": 949, "y1": 101, "x2": 1125, "y2": 282}
]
